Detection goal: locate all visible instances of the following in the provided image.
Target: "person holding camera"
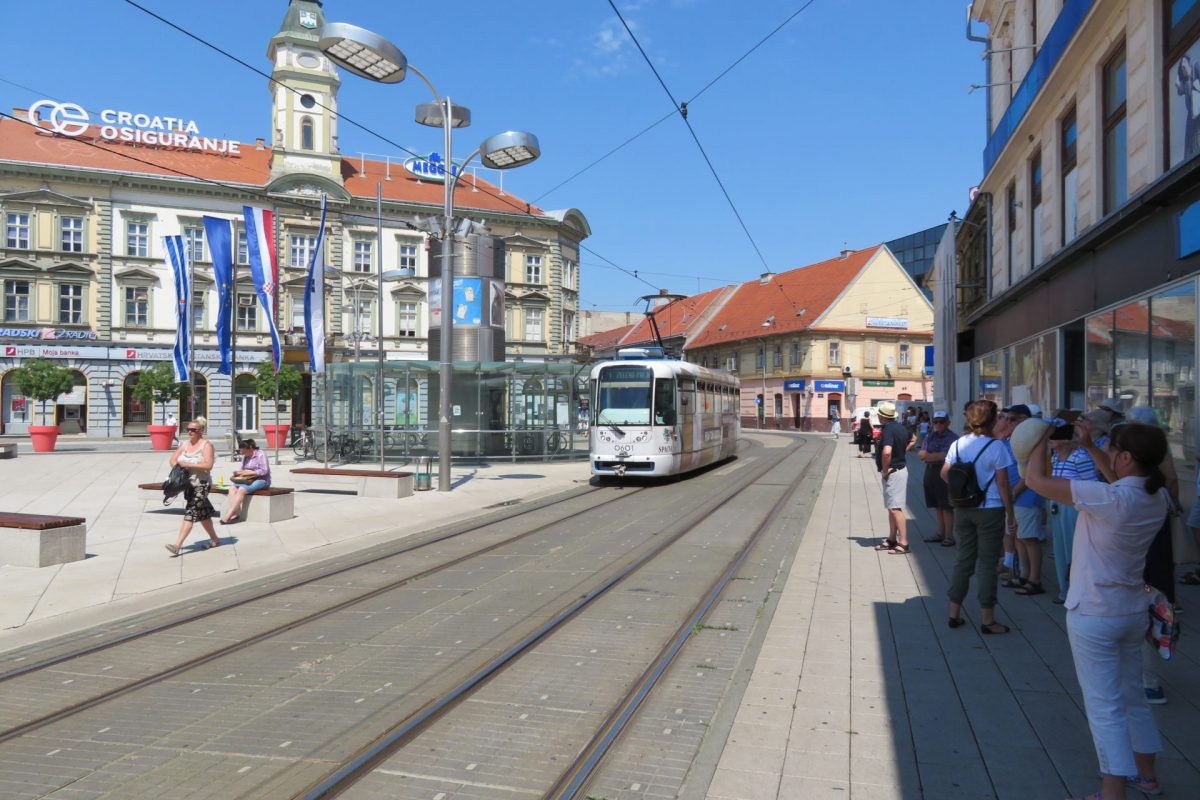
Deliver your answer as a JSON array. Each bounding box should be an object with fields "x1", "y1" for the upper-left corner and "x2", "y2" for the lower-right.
[{"x1": 1046, "y1": 410, "x2": 1094, "y2": 604}]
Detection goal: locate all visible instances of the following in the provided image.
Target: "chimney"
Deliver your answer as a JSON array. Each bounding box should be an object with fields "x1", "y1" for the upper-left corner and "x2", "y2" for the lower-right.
[
  {"x1": 759, "y1": 272, "x2": 775, "y2": 285},
  {"x1": 840, "y1": 248, "x2": 853, "y2": 259},
  {"x1": 255, "y1": 137, "x2": 266, "y2": 150}
]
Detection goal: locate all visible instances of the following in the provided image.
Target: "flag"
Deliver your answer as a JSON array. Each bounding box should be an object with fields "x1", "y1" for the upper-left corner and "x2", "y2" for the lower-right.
[
  {"x1": 305, "y1": 196, "x2": 328, "y2": 374},
  {"x1": 242, "y1": 205, "x2": 282, "y2": 372},
  {"x1": 163, "y1": 235, "x2": 190, "y2": 383},
  {"x1": 201, "y1": 216, "x2": 234, "y2": 375}
]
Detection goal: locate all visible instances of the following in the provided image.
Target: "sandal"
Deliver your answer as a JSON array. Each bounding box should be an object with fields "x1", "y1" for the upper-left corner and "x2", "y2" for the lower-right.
[
  {"x1": 1015, "y1": 582, "x2": 1045, "y2": 596},
  {"x1": 940, "y1": 538, "x2": 956, "y2": 547},
  {"x1": 1126, "y1": 774, "x2": 1163, "y2": 796},
  {"x1": 1179, "y1": 571, "x2": 1200, "y2": 586},
  {"x1": 980, "y1": 621, "x2": 1010, "y2": 635},
  {"x1": 206, "y1": 540, "x2": 222, "y2": 550},
  {"x1": 1001, "y1": 577, "x2": 1026, "y2": 589},
  {"x1": 874, "y1": 539, "x2": 898, "y2": 551},
  {"x1": 923, "y1": 535, "x2": 944, "y2": 543},
  {"x1": 948, "y1": 616, "x2": 965, "y2": 629},
  {"x1": 164, "y1": 544, "x2": 180, "y2": 557},
  {"x1": 887, "y1": 544, "x2": 910, "y2": 555}
]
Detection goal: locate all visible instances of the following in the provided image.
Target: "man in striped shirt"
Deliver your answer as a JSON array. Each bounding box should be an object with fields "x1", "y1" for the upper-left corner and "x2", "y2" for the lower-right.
[{"x1": 1047, "y1": 410, "x2": 1098, "y2": 603}]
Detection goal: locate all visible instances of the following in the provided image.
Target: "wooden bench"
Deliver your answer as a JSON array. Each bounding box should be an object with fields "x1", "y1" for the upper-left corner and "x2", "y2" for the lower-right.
[
  {"x1": 291, "y1": 468, "x2": 414, "y2": 499},
  {"x1": 139, "y1": 483, "x2": 295, "y2": 523},
  {"x1": 0, "y1": 442, "x2": 17, "y2": 459},
  {"x1": 0, "y1": 512, "x2": 86, "y2": 567}
]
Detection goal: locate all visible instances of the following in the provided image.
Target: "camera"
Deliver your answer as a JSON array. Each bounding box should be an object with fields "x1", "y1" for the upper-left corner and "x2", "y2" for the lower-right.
[{"x1": 1049, "y1": 423, "x2": 1075, "y2": 441}]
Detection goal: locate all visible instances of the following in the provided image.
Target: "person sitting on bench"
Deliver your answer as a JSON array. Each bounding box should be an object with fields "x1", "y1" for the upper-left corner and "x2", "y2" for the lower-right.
[{"x1": 221, "y1": 439, "x2": 271, "y2": 524}]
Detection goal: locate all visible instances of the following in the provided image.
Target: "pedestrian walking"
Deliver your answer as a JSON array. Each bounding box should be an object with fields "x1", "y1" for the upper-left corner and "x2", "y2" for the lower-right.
[
  {"x1": 165, "y1": 416, "x2": 220, "y2": 556},
  {"x1": 942, "y1": 400, "x2": 1016, "y2": 634},
  {"x1": 873, "y1": 401, "x2": 913, "y2": 555},
  {"x1": 220, "y1": 438, "x2": 271, "y2": 525},
  {"x1": 856, "y1": 412, "x2": 873, "y2": 458},
  {"x1": 830, "y1": 408, "x2": 841, "y2": 439},
  {"x1": 917, "y1": 411, "x2": 931, "y2": 447},
  {"x1": 918, "y1": 410, "x2": 958, "y2": 546},
  {"x1": 166, "y1": 411, "x2": 179, "y2": 445},
  {"x1": 1024, "y1": 420, "x2": 1170, "y2": 800}
]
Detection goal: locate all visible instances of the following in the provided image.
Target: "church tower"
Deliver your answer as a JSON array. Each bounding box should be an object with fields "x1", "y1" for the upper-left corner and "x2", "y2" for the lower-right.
[{"x1": 266, "y1": 0, "x2": 349, "y2": 199}]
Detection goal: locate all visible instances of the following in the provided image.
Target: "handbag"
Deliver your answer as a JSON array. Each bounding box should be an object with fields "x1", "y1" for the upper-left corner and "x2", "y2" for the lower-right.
[
  {"x1": 161, "y1": 465, "x2": 191, "y2": 505},
  {"x1": 1170, "y1": 510, "x2": 1200, "y2": 564},
  {"x1": 231, "y1": 474, "x2": 255, "y2": 484},
  {"x1": 1146, "y1": 585, "x2": 1179, "y2": 661}
]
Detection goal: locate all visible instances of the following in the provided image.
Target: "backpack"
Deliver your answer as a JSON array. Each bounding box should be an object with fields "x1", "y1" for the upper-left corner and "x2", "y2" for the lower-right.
[
  {"x1": 946, "y1": 438, "x2": 998, "y2": 509},
  {"x1": 161, "y1": 465, "x2": 193, "y2": 506}
]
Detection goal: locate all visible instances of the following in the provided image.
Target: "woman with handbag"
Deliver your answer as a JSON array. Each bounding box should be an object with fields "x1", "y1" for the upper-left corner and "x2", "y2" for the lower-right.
[
  {"x1": 220, "y1": 438, "x2": 271, "y2": 525},
  {"x1": 166, "y1": 416, "x2": 220, "y2": 556},
  {"x1": 1024, "y1": 420, "x2": 1170, "y2": 800}
]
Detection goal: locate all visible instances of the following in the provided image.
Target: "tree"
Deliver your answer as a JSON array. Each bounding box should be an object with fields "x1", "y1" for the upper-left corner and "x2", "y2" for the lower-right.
[
  {"x1": 130, "y1": 362, "x2": 188, "y2": 424},
  {"x1": 10, "y1": 359, "x2": 74, "y2": 426},
  {"x1": 253, "y1": 362, "x2": 303, "y2": 403}
]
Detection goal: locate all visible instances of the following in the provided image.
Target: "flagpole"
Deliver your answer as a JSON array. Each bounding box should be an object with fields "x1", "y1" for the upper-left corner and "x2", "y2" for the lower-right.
[
  {"x1": 230, "y1": 232, "x2": 238, "y2": 454},
  {"x1": 187, "y1": 244, "x2": 195, "y2": 423},
  {"x1": 377, "y1": 182, "x2": 386, "y2": 473},
  {"x1": 273, "y1": 216, "x2": 280, "y2": 467}
]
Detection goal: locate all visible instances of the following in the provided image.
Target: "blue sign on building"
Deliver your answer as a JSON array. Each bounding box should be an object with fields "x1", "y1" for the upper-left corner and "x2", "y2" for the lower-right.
[
  {"x1": 813, "y1": 380, "x2": 845, "y2": 392},
  {"x1": 981, "y1": 379, "x2": 1001, "y2": 391},
  {"x1": 784, "y1": 379, "x2": 806, "y2": 392}
]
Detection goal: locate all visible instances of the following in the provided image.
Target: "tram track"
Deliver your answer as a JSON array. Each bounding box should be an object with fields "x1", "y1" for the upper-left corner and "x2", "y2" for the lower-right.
[
  {"x1": 290, "y1": 436, "x2": 821, "y2": 800},
  {"x1": 0, "y1": 435, "x2": 807, "y2": 800}
]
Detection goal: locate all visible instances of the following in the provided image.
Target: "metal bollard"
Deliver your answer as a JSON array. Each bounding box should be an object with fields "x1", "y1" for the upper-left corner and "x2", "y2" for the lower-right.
[{"x1": 414, "y1": 456, "x2": 433, "y2": 491}]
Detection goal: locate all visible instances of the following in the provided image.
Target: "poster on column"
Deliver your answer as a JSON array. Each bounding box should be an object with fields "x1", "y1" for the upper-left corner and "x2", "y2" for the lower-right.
[{"x1": 429, "y1": 277, "x2": 484, "y2": 327}]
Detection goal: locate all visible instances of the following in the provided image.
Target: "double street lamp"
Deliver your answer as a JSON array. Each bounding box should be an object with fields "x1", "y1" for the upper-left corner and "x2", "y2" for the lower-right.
[{"x1": 320, "y1": 21, "x2": 542, "y2": 492}]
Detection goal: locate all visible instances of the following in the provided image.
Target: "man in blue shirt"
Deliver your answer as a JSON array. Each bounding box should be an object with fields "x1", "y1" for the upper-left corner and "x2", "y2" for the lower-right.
[
  {"x1": 874, "y1": 401, "x2": 914, "y2": 554},
  {"x1": 999, "y1": 404, "x2": 1048, "y2": 594}
]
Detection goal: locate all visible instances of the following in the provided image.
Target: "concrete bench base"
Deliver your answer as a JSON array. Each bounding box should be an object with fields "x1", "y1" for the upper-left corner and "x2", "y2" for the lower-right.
[
  {"x1": 216, "y1": 488, "x2": 294, "y2": 523},
  {"x1": 0, "y1": 522, "x2": 86, "y2": 568},
  {"x1": 292, "y1": 468, "x2": 413, "y2": 499},
  {"x1": 0, "y1": 443, "x2": 17, "y2": 459}
]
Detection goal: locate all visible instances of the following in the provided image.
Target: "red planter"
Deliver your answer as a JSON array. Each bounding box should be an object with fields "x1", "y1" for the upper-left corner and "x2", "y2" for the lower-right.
[
  {"x1": 147, "y1": 424, "x2": 177, "y2": 451},
  {"x1": 29, "y1": 425, "x2": 60, "y2": 453},
  {"x1": 263, "y1": 424, "x2": 291, "y2": 449}
]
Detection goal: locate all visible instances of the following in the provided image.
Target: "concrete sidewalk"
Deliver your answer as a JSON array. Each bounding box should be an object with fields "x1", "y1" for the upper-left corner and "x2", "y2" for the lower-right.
[
  {"x1": 705, "y1": 438, "x2": 1200, "y2": 800},
  {"x1": 0, "y1": 446, "x2": 590, "y2": 640}
]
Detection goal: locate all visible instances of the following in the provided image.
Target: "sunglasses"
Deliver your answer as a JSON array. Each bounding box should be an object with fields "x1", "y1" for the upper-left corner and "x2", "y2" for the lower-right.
[{"x1": 186, "y1": 427, "x2": 200, "y2": 433}]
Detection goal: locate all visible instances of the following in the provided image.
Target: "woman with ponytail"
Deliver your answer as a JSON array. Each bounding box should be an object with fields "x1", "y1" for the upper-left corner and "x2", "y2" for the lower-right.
[{"x1": 1025, "y1": 420, "x2": 1169, "y2": 800}]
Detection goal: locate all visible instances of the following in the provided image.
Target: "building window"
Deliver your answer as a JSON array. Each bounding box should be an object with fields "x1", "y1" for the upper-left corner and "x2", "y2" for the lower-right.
[
  {"x1": 1103, "y1": 45, "x2": 1128, "y2": 214},
  {"x1": 899, "y1": 343, "x2": 911, "y2": 368},
  {"x1": 124, "y1": 286, "x2": 149, "y2": 327},
  {"x1": 127, "y1": 221, "x2": 149, "y2": 257},
  {"x1": 192, "y1": 290, "x2": 205, "y2": 329},
  {"x1": 59, "y1": 283, "x2": 83, "y2": 324},
  {"x1": 773, "y1": 344, "x2": 782, "y2": 368},
  {"x1": 1167, "y1": 0, "x2": 1200, "y2": 167},
  {"x1": 524, "y1": 308, "x2": 544, "y2": 341},
  {"x1": 5, "y1": 213, "x2": 30, "y2": 249},
  {"x1": 1029, "y1": 148, "x2": 1043, "y2": 268},
  {"x1": 1061, "y1": 106, "x2": 1078, "y2": 244},
  {"x1": 398, "y1": 301, "x2": 417, "y2": 337},
  {"x1": 237, "y1": 229, "x2": 249, "y2": 264},
  {"x1": 5, "y1": 280, "x2": 31, "y2": 321},
  {"x1": 290, "y1": 294, "x2": 305, "y2": 331},
  {"x1": 301, "y1": 116, "x2": 315, "y2": 151},
  {"x1": 791, "y1": 340, "x2": 800, "y2": 367},
  {"x1": 60, "y1": 216, "x2": 83, "y2": 253},
  {"x1": 237, "y1": 293, "x2": 257, "y2": 331},
  {"x1": 1006, "y1": 182, "x2": 1017, "y2": 286},
  {"x1": 183, "y1": 226, "x2": 205, "y2": 263},
  {"x1": 562, "y1": 310, "x2": 575, "y2": 345},
  {"x1": 525, "y1": 255, "x2": 542, "y2": 284},
  {"x1": 290, "y1": 234, "x2": 317, "y2": 269},
  {"x1": 353, "y1": 240, "x2": 373, "y2": 273},
  {"x1": 864, "y1": 341, "x2": 879, "y2": 369},
  {"x1": 399, "y1": 242, "x2": 418, "y2": 271},
  {"x1": 828, "y1": 340, "x2": 840, "y2": 367},
  {"x1": 564, "y1": 260, "x2": 577, "y2": 289},
  {"x1": 756, "y1": 345, "x2": 765, "y2": 370}
]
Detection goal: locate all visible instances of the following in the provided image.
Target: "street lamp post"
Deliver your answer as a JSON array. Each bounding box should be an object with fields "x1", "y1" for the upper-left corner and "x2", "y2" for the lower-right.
[
  {"x1": 320, "y1": 21, "x2": 541, "y2": 492},
  {"x1": 347, "y1": 270, "x2": 409, "y2": 468}
]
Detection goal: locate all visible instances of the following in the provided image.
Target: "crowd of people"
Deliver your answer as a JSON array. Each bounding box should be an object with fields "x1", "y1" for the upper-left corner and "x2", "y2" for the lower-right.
[{"x1": 870, "y1": 398, "x2": 1191, "y2": 800}]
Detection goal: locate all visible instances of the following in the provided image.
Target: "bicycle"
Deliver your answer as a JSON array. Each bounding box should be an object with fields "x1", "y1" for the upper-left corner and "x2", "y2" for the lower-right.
[{"x1": 292, "y1": 426, "x2": 330, "y2": 461}]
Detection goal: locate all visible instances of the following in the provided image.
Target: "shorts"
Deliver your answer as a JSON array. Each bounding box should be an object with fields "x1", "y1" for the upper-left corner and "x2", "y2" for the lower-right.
[
  {"x1": 1014, "y1": 505, "x2": 1047, "y2": 541},
  {"x1": 238, "y1": 478, "x2": 270, "y2": 494},
  {"x1": 882, "y1": 467, "x2": 908, "y2": 511},
  {"x1": 923, "y1": 465, "x2": 952, "y2": 510}
]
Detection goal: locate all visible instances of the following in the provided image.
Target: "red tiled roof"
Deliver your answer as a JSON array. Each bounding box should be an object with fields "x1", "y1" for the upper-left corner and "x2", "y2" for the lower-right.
[
  {"x1": 578, "y1": 323, "x2": 637, "y2": 350},
  {"x1": 617, "y1": 286, "x2": 735, "y2": 347},
  {"x1": 688, "y1": 247, "x2": 883, "y2": 349},
  {"x1": 0, "y1": 116, "x2": 544, "y2": 216}
]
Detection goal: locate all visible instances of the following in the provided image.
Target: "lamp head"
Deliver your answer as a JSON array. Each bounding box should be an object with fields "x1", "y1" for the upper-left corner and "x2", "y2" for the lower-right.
[
  {"x1": 480, "y1": 131, "x2": 541, "y2": 169},
  {"x1": 318, "y1": 22, "x2": 407, "y2": 84},
  {"x1": 415, "y1": 102, "x2": 472, "y2": 129}
]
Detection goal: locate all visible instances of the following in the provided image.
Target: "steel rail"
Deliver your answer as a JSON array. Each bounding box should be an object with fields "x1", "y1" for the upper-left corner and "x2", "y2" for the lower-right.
[
  {"x1": 549, "y1": 442, "x2": 824, "y2": 798},
  {"x1": 0, "y1": 484, "x2": 602, "y2": 684},
  {"x1": 292, "y1": 439, "x2": 805, "y2": 800},
  {"x1": 0, "y1": 486, "x2": 647, "y2": 745}
]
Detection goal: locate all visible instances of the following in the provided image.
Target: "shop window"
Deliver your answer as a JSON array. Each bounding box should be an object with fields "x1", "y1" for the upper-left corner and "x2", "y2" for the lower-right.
[
  {"x1": 180, "y1": 372, "x2": 208, "y2": 423},
  {"x1": 126, "y1": 221, "x2": 149, "y2": 257},
  {"x1": 1103, "y1": 45, "x2": 1128, "y2": 214},
  {"x1": 5, "y1": 213, "x2": 30, "y2": 249},
  {"x1": 1005, "y1": 332, "x2": 1057, "y2": 412},
  {"x1": 1085, "y1": 311, "x2": 1115, "y2": 409},
  {"x1": 4, "y1": 280, "x2": 31, "y2": 322},
  {"x1": 60, "y1": 216, "x2": 83, "y2": 253},
  {"x1": 1113, "y1": 298, "x2": 1149, "y2": 409},
  {"x1": 975, "y1": 351, "x2": 1004, "y2": 403},
  {"x1": 59, "y1": 283, "x2": 84, "y2": 324},
  {"x1": 1151, "y1": 280, "x2": 1197, "y2": 510},
  {"x1": 1167, "y1": 0, "x2": 1200, "y2": 167},
  {"x1": 1061, "y1": 106, "x2": 1078, "y2": 244}
]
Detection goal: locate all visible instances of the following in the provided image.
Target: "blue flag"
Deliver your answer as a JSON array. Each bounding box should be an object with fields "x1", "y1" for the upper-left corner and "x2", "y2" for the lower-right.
[
  {"x1": 163, "y1": 235, "x2": 190, "y2": 383},
  {"x1": 202, "y1": 216, "x2": 234, "y2": 375},
  {"x1": 305, "y1": 196, "x2": 327, "y2": 374}
]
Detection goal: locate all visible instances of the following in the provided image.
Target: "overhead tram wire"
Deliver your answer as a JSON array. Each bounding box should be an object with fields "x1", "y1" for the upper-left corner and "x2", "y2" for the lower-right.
[
  {"x1": 606, "y1": 0, "x2": 772, "y2": 275},
  {"x1": 119, "y1": 0, "x2": 662, "y2": 296},
  {"x1": 533, "y1": 0, "x2": 819, "y2": 205}
]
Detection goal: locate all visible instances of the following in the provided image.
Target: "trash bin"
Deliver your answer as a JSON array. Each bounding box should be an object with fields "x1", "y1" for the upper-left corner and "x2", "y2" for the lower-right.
[{"x1": 414, "y1": 456, "x2": 433, "y2": 491}]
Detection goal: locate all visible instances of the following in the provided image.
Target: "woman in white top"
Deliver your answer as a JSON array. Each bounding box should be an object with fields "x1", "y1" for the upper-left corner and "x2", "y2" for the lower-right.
[
  {"x1": 166, "y1": 416, "x2": 220, "y2": 556},
  {"x1": 1025, "y1": 420, "x2": 1169, "y2": 800}
]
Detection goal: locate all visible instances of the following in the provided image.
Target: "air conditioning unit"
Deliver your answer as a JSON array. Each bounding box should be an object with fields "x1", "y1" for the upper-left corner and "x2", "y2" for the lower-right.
[
  {"x1": 842, "y1": 365, "x2": 852, "y2": 375},
  {"x1": 238, "y1": 295, "x2": 255, "y2": 306}
]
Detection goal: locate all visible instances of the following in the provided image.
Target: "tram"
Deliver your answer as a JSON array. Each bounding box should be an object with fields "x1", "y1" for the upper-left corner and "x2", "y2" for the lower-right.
[{"x1": 589, "y1": 347, "x2": 741, "y2": 478}]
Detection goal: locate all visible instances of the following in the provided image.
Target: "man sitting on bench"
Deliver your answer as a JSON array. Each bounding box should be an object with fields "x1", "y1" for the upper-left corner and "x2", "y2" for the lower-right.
[{"x1": 221, "y1": 438, "x2": 271, "y2": 525}]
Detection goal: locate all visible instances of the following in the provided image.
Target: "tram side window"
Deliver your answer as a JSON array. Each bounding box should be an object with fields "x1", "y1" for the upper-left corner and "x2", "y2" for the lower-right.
[{"x1": 654, "y1": 378, "x2": 677, "y2": 426}]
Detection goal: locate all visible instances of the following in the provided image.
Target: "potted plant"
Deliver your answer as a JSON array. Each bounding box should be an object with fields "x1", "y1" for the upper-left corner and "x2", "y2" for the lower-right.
[
  {"x1": 131, "y1": 362, "x2": 188, "y2": 450},
  {"x1": 254, "y1": 361, "x2": 303, "y2": 448},
  {"x1": 9, "y1": 358, "x2": 74, "y2": 452}
]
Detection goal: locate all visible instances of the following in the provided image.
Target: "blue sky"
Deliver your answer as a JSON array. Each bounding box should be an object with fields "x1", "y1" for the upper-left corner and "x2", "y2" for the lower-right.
[{"x1": 1, "y1": 0, "x2": 987, "y2": 313}]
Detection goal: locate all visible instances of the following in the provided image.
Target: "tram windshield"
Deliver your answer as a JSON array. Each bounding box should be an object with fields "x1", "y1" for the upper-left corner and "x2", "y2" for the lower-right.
[{"x1": 594, "y1": 365, "x2": 653, "y2": 425}]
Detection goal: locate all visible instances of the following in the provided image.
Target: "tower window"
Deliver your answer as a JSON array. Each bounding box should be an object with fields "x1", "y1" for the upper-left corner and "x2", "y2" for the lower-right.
[
  {"x1": 301, "y1": 116, "x2": 315, "y2": 151},
  {"x1": 300, "y1": 93, "x2": 316, "y2": 109}
]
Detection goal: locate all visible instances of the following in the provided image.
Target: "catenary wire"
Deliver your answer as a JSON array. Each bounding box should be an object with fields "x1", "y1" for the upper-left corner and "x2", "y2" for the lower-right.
[{"x1": 606, "y1": 0, "x2": 772, "y2": 274}]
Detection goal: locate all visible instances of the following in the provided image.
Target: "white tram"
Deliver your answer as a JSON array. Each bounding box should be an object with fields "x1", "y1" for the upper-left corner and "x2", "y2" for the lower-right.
[{"x1": 589, "y1": 347, "x2": 741, "y2": 478}]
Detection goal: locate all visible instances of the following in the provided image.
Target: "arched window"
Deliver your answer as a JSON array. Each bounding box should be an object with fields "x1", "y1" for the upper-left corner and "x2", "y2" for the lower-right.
[
  {"x1": 181, "y1": 372, "x2": 209, "y2": 423},
  {"x1": 300, "y1": 116, "x2": 315, "y2": 151}
]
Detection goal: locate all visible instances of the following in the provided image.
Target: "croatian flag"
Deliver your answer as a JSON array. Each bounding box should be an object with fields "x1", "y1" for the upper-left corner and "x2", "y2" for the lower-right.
[
  {"x1": 201, "y1": 215, "x2": 234, "y2": 375},
  {"x1": 304, "y1": 196, "x2": 328, "y2": 374},
  {"x1": 163, "y1": 235, "x2": 190, "y2": 383},
  {"x1": 242, "y1": 205, "x2": 282, "y2": 372}
]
